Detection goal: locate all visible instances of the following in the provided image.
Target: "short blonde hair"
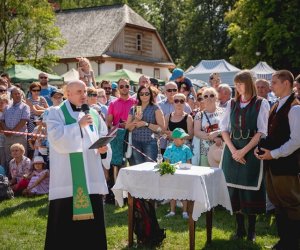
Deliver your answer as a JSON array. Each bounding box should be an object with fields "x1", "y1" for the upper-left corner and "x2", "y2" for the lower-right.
[
  {"x1": 202, "y1": 87, "x2": 218, "y2": 98},
  {"x1": 10, "y1": 143, "x2": 25, "y2": 155},
  {"x1": 0, "y1": 94, "x2": 9, "y2": 103},
  {"x1": 173, "y1": 93, "x2": 186, "y2": 101}
]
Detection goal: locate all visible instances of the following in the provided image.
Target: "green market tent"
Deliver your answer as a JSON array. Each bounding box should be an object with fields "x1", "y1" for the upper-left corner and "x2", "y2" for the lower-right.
[
  {"x1": 95, "y1": 69, "x2": 164, "y2": 85},
  {"x1": 6, "y1": 64, "x2": 63, "y2": 84}
]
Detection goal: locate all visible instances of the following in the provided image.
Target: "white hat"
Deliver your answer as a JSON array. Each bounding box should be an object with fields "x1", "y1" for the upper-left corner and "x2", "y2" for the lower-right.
[
  {"x1": 207, "y1": 143, "x2": 223, "y2": 167},
  {"x1": 32, "y1": 156, "x2": 45, "y2": 165}
]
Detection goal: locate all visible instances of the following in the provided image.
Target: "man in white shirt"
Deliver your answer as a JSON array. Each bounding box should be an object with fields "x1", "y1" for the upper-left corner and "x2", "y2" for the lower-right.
[
  {"x1": 255, "y1": 70, "x2": 300, "y2": 250},
  {"x1": 44, "y1": 80, "x2": 111, "y2": 249}
]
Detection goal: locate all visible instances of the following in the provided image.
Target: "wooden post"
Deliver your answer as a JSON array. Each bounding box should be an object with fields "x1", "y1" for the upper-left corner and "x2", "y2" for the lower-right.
[
  {"x1": 128, "y1": 193, "x2": 134, "y2": 247},
  {"x1": 187, "y1": 200, "x2": 195, "y2": 250}
]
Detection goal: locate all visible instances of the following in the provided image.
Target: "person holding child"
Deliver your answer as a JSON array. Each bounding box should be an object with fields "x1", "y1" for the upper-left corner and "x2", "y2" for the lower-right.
[
  {"x1": 22, "y1": 156, "x2": 49, "y2": 196},
  {"x1": 163, "y1": 128, "x2": 193, "y2": 219},
  {"x1": 77, "y1": 57, "x2": 96, "y2": 88}
]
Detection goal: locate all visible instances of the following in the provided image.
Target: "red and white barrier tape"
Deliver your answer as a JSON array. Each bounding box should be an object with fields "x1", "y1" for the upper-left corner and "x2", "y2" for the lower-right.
[
  {"x1": 0, "y1": 130, "x2": 46, "y2": 138},
  {"x1": 123, "y1": 140, "x2": 156, "y2": 163}
]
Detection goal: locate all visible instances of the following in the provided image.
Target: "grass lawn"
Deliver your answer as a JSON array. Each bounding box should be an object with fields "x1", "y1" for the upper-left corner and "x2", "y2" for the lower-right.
[{"x1": 0, "y1": 196, "x2": 278, "y2": 250}]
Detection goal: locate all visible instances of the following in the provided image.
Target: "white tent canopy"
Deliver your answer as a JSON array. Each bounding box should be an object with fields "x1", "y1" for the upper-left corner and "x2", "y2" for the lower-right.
[
  {"x1": 185, "y1": 59, "x2": 240, "y2": 87},
  {"x1": 251, "y1": 61, "x2": 275, "y2": 81},
  {"x1": 61, "y1": 68, "x2": 79, "y2": 82}
]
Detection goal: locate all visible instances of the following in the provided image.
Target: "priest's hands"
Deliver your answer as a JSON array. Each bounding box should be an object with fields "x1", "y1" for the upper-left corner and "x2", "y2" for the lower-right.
[
  {"x1": 98, "y1": 145, "x2": 108, "y2": 154},
  {"x1": 79, "y1": 114, "x2": 93, "y2": 128}
]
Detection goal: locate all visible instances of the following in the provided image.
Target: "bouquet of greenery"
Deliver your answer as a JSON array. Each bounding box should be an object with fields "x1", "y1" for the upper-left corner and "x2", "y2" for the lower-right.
[{"x1": 157, "y1": 162, "x2": 176, "y2": 176}]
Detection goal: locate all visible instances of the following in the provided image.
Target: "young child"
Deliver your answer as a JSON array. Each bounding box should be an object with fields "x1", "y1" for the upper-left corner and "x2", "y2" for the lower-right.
[
  {"x1": 28, "y1": 116, "x2": 49, "y2": 169},
  {"x1": 9, "y1": 143, "x2": 32, "y2": 195},
  {"x1": 22, "y1": 156, "x2": 49, "y2": 196},
  {"x1": 0, "y1": 94, "x2": 9, "y2": 171},
  {"x1": 77, "y1": 57, "x2": 96, "y2": 88},
  {"x1": 163, "y1": 128, "x2": 193, "y2": 219}
]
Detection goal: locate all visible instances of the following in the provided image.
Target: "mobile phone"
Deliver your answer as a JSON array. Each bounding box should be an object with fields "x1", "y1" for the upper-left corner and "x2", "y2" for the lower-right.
[
  {"x1": 257, "y1": 135, "x2": 266, "y2": 155},
  {"x1": 136, "y1": 106, "x2": 142, "y2": 115}
]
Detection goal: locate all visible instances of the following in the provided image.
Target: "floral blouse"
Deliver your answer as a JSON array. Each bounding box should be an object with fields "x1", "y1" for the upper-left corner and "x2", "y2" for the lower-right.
[{"x1": 9, "y1": 156, "x2": 32, "y2": 182}]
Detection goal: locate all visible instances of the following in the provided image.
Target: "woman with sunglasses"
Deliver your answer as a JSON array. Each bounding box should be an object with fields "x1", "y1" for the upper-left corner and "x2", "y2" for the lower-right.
[
  {"x1": 219, "y1": 70, "x2": 269, "y2": 241},
  {"x1": 26, "y1": 82, "x2": 49, "y2": 157},
  {"x1": 179, "y1": 83, "x2": 195, "y2": 110},
  {"x1": 125, "y1": 86, "x2": 165, "y2": 165},
  {"x1": 86, "y1": 87, "x2": 107, "y2": 121},
  {"x1": 193, "y1": 87, "x2": 223, "y2": 167}
]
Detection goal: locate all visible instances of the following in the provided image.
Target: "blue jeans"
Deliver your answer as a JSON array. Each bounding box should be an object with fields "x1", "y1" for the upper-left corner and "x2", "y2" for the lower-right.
[{"x1": 131, "y1": 139, "x2": 158, "y2": 165}]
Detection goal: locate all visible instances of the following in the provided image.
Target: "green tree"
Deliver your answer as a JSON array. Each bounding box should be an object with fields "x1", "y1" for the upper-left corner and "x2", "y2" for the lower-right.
[
  {"x1": 0, "y1": 0, "x2": 65, "y2": 72},
  {"x1": 180, "y1": 0, "x2": 235, "y2": 68},
  {"x1": 226, "y1": 0, "x2": 300, "y2": 73}
]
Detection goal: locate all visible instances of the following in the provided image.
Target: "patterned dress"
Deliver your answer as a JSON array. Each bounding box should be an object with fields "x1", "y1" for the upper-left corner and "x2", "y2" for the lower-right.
[{"x1": 27, "y1": 169, "x2": 49, "y2": 194}]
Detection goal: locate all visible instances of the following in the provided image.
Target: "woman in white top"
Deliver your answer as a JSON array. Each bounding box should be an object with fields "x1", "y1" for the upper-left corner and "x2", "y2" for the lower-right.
[
  {"x1": 193, "y1": 87, "x2": 224, "y2": 166},
  {"x1": 219, "y1": 70, "x2": 270, "y2": 241}
]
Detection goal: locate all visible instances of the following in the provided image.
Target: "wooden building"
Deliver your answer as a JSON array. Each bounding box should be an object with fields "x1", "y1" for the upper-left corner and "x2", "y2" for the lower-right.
[{"x1": 53, "y1": 4, "x2": 174, "y2": 82}]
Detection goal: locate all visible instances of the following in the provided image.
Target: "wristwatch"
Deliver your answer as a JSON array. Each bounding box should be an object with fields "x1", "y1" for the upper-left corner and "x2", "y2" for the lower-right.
[{"x1": 144, "y1": 122, "x2": 149, "y2": 127}]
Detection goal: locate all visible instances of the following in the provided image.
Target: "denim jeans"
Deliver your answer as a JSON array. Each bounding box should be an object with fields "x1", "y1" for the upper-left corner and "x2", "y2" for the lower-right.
[{"x1": 131, "y1": 139, "x2": 158, "y2": 165}]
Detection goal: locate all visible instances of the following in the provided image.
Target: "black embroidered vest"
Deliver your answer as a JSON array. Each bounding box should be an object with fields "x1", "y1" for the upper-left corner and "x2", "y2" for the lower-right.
[{"x1": 264, "y1": 93, "x2": 300, "y2": 175}]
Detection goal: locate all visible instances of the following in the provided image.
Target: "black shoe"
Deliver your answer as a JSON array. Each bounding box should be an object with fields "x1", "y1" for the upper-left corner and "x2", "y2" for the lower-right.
[{"x1": 247, "y1": 232, "x2": 256, "y2": 242}]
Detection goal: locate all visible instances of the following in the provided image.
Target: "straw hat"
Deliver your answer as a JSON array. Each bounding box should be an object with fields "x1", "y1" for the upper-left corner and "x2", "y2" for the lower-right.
[{"x1": 207, "y1": 143, "x2": 223, "y2": 167}]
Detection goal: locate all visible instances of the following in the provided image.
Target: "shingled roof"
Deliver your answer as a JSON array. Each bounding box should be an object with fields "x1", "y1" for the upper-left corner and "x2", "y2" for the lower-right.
[{"x1": 54, "y1": 4, "x2": 157, "y2": 59}]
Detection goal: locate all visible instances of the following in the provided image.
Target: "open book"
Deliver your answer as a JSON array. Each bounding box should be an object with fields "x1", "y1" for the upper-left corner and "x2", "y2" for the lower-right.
[{"x1": 89, "y1": 125, "x2": 119, "y2": 149}]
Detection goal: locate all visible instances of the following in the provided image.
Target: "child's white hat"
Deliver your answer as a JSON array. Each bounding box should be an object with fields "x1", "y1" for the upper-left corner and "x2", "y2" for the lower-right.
[{"x1": 32, "y1": 156, "x2": 45, "y2": 165}]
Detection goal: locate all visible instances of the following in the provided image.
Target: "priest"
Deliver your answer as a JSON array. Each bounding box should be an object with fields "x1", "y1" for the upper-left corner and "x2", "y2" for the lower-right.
[{"x1": 44, "y1": 80, "x2": 111, "y2": 249}]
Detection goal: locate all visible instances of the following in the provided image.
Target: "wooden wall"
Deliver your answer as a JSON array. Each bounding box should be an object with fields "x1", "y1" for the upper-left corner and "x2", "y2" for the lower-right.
[{"x1": 108, "y1": 26, "x2": 169, "y2": 61}]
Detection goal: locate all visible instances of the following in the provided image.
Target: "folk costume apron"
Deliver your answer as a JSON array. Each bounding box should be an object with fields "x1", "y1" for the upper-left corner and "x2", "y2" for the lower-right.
[{"x1": 221, "y1": 97, "x2": 266, "y2": 214}]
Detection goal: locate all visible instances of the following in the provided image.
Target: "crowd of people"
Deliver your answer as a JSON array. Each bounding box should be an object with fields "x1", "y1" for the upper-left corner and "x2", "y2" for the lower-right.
[{"x1": 0, "y1": 58, "x2": 299, "y2": 249}]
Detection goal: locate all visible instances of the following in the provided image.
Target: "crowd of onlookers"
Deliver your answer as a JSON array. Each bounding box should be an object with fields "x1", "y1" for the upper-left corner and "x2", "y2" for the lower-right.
[{"x1": 0, "y1": 59, "x2": 299, "y2": 202}]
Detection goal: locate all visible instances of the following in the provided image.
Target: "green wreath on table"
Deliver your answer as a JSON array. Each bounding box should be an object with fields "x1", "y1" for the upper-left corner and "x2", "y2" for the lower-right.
[{"x1": 157, "y1": 162, "x2": 176, "y2": 176}]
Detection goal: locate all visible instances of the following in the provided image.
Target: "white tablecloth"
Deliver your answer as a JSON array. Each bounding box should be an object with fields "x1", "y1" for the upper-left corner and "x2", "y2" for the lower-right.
[{"x1": 112, "y1": 162, "x2": 233, "y2": 221}]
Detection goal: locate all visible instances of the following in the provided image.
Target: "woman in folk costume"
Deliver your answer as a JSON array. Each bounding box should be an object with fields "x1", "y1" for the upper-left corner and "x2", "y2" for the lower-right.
[
  {"x1": 220, "y1": 70, "x2": 270, "y2": 241},
  {"x1": 44, "y1": 80, "x2": 112, "y2": 249}
]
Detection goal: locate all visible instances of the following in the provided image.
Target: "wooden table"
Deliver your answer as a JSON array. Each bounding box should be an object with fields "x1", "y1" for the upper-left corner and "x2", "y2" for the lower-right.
[{"x1": 112, "y1": 162, "x2": 232, "y2": 249}]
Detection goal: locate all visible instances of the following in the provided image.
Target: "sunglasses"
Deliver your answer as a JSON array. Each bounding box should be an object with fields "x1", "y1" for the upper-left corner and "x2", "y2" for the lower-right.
[
  {"x1": 31, "y1": 89, "x2": 41, "y2": 92},
  {"x1": 0, "y1": 89, "x2": 7, "y2": 92},
  {"x1": 119, "y1": 85, "x2": 130, "y2": 89},
  {"x1": 39, "y1": 76, "x2": 48, "y2": 79},
  {"x1": 139, "y1": 92, "x2": 150, "y2": 97},
  {"x1": 197, "y1": 97, "x2": 203, "y2": 102},
  {"x1": 103, "y1": 87, "x2": 112, "y2": 90},
  {"x1": 166, "y1": 88, "x2": 177, "y2": 93},
  {"x1": 174, "y1": 99, "x2": 185, "y2": 104},
  {"x1": 204, "y1": 94, "x2": 215, "y2": 99},
  {"x1": 88, "y1": 93, "x2": 97, "y2": 97}
]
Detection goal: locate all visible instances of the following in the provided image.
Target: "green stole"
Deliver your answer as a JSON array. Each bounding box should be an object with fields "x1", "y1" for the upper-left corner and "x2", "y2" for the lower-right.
[{"x1": 60, "y1": 102, "x2": 99, "y2": 220}]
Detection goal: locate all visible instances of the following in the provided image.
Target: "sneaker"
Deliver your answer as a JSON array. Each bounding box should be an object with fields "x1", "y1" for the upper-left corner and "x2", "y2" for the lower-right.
[
  {"x1": 182, "y1": 212, "x2": 189, "y2": 219},
  {"x1": 165, "y1": 211, "x2": 175, "y2": 217}
]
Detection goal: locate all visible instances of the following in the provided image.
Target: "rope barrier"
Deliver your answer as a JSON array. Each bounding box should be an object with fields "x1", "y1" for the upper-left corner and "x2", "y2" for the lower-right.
[
  {"x1": 0, "y1": 130, "x2": 46, "y2": 138},
  {"x1": 123, "y1": 140, "x2": 156, "y2": 163}
]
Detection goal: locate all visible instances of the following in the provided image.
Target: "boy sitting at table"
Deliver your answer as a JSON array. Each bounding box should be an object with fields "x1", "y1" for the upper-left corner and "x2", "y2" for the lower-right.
[{"x1": 163, "y1": 128, "x2": 193, "y2": 219}]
